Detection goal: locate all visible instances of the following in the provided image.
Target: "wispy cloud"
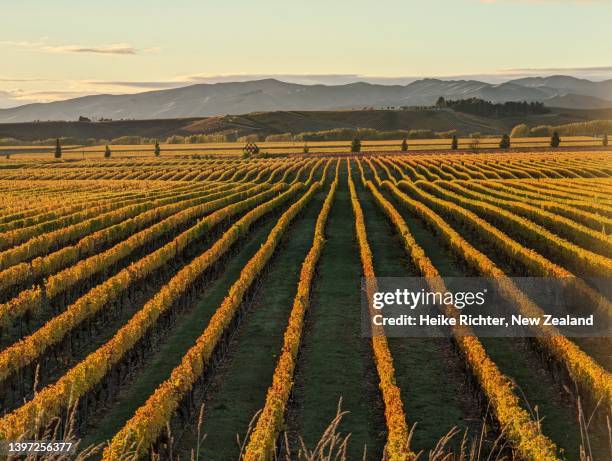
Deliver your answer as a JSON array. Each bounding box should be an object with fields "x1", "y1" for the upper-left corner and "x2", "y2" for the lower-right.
[
  {"x1": 479, "y1": 0, "x2": 607, "y2": 4},
  {"x1": 84, "y1": 74, "x2": 420, "y2": 90},
  {"x1": 0, "y1": 77, "x2": 54, "y2": 83},
  {"x1": 496, "y1": 65, "x2": 612, "y2": 80},
  {"x1": 167, "y1": 70, "x2": 612, "y2": 86},
  {"x1": 0, "y1": 89, "x2": 100, "y2": 108},
  {"x1": 50, "y1": 44, "x2": 137, "y2": 55},
  {"x1": 1, "y1": 39, "x2": 157, "y2": 55},
  {"x1": 86, "y1": 80, "x2": 186, "y2": 89},
  {"x1": 0, "y1": 91, "x2": 20, "y2": 108},
  {"x1": 506, "y1": 65, "x2": 612, "y2": 72}
]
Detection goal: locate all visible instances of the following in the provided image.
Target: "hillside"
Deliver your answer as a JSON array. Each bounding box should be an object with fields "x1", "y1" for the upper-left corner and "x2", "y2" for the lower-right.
[
  {"x1": 0, "y1": 76, "x2": 611, "y2": 123},
  {"x1": 1, "y1": 107, "x2": 611, "y2": 142}
]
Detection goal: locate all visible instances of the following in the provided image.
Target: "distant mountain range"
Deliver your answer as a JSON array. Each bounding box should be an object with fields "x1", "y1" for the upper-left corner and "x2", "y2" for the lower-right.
[{"x1": 1, "y1": 75, "x2": 611, "y2": 123}]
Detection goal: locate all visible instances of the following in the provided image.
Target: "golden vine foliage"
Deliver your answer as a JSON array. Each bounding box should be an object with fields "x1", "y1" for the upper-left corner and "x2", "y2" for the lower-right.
[
  {"x1": 0, "y1": 185, "x2": 288, "y2": 384},
  {"x1": 100, "y1": 181, "x2": 321, "y2": 461},
  {"x1": 243, "y1": 161, "x2": 339, "y2": 460},
  {"x1": 0, "y1": 183, "x2": 268, "y2": 327},
  {"x1": 0, "y1": 153, "x2": 610, "y2": 460},
  {"x1": 358, "y1": 160, "x2": 560, "y2": 461},
  {"x1": 348, "y1": 160, "x2": 414, "y2": 461},
  {"x1": 362, "y1": 160, "x2": 612, "y2": 408}
]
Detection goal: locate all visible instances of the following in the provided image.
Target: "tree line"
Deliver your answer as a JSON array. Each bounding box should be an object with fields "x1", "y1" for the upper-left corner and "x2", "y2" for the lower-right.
[
  {"x1": 44, "y1": 132, "x2": 607, "y2": 159},
  {"x1": 436, "y1": 97, "x2": 549, "y2": 117}
]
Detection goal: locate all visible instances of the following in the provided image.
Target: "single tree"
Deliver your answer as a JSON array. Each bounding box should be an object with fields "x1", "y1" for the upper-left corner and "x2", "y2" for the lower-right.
[
  {"x1": 401, "y1": 138, "x2": 408, "y2": 152},
  {"x1": 303, "y1": 144, "x2": 309, "y2": 154},
  {"x1": 499, "y1": 134, "x2": 511, "y2": 149},
  {"x1": 603, "y1": 134, "x2": 608, "y2": 147},
  {"x1": 351, "y1": 138, "x2": 361, "y2": 153},
  {"x1": 154, "y1": 141, "x2": 161, "y2": 156},
  {"x1": 54, "y1": 138, "x2": 62, "y2": 159},
  {"x1": 435, "y1": 96, "x2": 446, "y2": 108},
  {"x1": 451, "y1": 135, "x2": 458, "y2": 150},
  {"x1": 104, "y1": 145, "x2": 112, "y2": 158},
  {"x1": 550, "y1": 131, "x2": 561, "y2": 148}
]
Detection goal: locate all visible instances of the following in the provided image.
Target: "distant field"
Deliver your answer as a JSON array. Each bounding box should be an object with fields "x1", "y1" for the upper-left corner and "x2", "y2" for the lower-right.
[
  {"x1": 2, "y1": 108, "x2": 611, "y2": 144},
  {"x1": 0, "y1": 136, "x2": 605, "y2": 160}
]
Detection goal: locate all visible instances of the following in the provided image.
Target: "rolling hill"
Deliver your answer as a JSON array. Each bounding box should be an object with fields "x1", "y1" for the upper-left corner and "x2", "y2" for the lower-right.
[
  {"x1": 0, "y1": 76, "x2": 610, "y2": 123},
  {"x1": 1, "y1": 107, "x2": 611, "y2": 142}
]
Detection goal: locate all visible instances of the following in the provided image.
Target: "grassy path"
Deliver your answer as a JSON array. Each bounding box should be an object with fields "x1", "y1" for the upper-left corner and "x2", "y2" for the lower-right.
[
  {"x1": 176, "y1": 186, "x2": 327, "y2": 461},
  {"x1": 288, "y1": 166, "x2": 384, "y2": 460},
  {"x1": 356, "y1": 175, "x2": 482, "y2": 453},
  {"x1": 381, "y1": 184, "x2": 585, "y2": 459}
]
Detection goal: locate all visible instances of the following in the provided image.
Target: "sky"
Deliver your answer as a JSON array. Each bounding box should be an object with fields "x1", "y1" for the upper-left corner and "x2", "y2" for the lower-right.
[{"x1": 1, "y1": 0, "x2": 611, "y2": 108}]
